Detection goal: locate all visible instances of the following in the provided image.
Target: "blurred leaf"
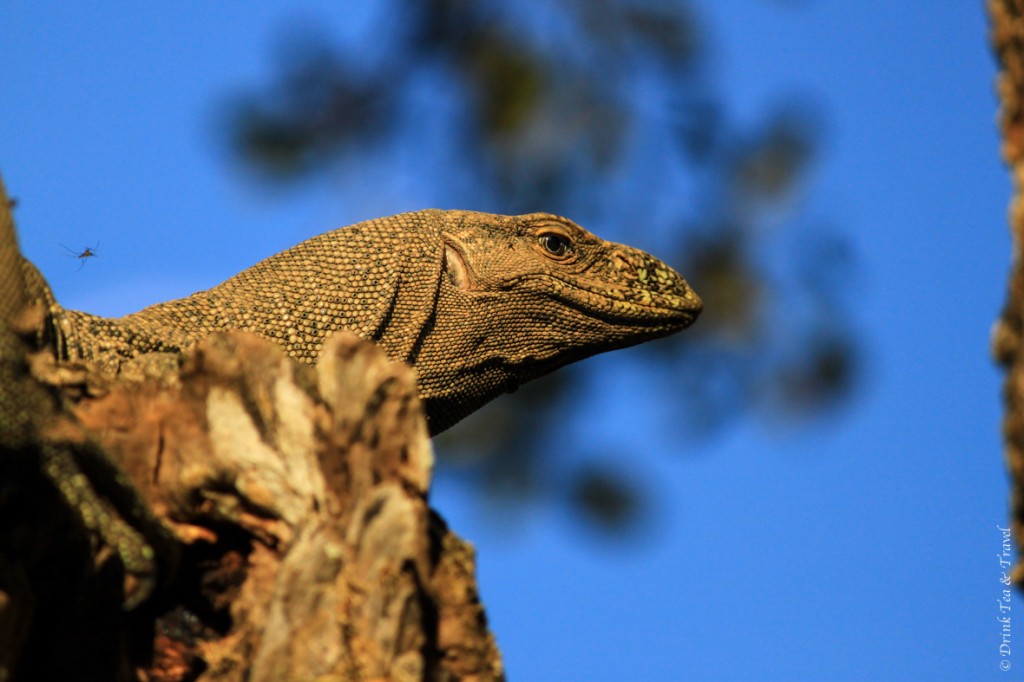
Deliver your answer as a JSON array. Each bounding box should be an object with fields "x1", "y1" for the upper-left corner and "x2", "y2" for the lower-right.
[
  {"x1": 408, "y1": 0, "x2": 482, "y2": 56},
  {"x1": 470, "y1": 38, "x2": 546, "y2": 134},
  {"x1": 624, "y1": 5, "x2": 700, "y2": 69},
  {"x1": 794, "y1": 228, "x2": 857, "y2": 297},
  {"x1": 231, "y1": 105, "x2": 316, "y2": 176},
  {"x1": 569, "y1": 464, "x2": 643, "y2": 532},
  {"x1": 681, "y1": 231, "x2": 763, "y2": 343},
  {"x1": 733, "y1": 105, "x2": 820, "y2": 201},
  {"x1": 674, "y1": 98, "x2": 722, "y2": 162},
  {"x1": 767, "y1": 334, "x2": 858, "y2": 416},
  {"x1": 226, "y1": 40, "x2": 394, "y2": 179}
]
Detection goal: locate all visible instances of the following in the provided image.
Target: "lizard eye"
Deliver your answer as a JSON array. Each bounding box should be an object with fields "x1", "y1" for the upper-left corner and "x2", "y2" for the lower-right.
[{"x1": 539, "y1": 233, "x2": 572, "y2": 258}]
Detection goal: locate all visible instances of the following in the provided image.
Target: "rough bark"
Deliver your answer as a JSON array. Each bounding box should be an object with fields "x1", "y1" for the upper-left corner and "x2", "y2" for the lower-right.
[
  {"x1": 0, "y1": 184, "x2": 503, "y2": 680},
  {"x1": 992, "y1": 0, "x2": 1024, "y2": 589}
]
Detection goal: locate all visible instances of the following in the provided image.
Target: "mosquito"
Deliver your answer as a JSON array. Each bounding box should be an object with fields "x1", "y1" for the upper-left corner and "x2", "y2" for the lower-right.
[{"x1": 62, "y1": 242, "x2": 99, "y2": 271}]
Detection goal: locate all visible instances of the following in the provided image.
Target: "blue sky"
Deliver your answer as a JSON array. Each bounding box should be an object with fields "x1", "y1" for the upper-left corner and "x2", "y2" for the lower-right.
[{"x1": 1, "y1": 2, "x2": 1015, "y2": 680}]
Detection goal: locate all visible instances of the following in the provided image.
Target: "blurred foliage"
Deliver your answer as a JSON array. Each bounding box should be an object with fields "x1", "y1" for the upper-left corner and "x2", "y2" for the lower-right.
[{"x1": 222, "y1": 0, "x2": 859, "y2": 536}]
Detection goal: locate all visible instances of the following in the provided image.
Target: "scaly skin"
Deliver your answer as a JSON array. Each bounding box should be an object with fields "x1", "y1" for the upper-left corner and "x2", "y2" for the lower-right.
[{"x1": 56, "y1": 210, "x2": 702, "y2": 434}]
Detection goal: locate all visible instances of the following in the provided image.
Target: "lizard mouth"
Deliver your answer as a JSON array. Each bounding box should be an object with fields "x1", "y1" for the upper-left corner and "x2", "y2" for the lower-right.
[{"x1": 530, "y1": 274, "x2": 702, "y2": 330}]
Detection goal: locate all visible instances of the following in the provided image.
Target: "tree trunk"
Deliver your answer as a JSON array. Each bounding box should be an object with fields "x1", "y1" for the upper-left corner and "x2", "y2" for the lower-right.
[{"x1": 991, "y1": 0, "x2": 1024, "y2": 590}]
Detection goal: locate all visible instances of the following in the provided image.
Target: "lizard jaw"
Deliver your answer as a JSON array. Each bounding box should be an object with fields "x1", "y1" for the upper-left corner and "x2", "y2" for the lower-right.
[{"x1": 519, "y1": 273, "x2": 702, "y2": 331}]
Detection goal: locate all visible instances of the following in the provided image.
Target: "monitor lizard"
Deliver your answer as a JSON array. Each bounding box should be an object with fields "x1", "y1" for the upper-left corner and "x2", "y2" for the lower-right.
[
  {"x1": 2, "y1": 199, "x2": 700, "y2": 616},
  {"x1": 44, "y1": 209, "x2": 702, "y2": 434}
]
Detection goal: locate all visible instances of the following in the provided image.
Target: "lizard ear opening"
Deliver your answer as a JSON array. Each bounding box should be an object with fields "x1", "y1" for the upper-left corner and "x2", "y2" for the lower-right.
[{"x1": 444, "y1": 243, "x2": 472, "y2": 290}]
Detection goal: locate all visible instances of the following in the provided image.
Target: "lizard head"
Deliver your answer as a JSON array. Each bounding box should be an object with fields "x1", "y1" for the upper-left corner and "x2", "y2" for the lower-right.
[
  {"x1": 416, "y1": 210, "x2": 702, "y2": 432},
  {"x1": 440, "y1": 211, "x2": 702, "y2": 340},
  {"x1": 380, "y1": 209, "x2": 703, "y2": 434}
]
